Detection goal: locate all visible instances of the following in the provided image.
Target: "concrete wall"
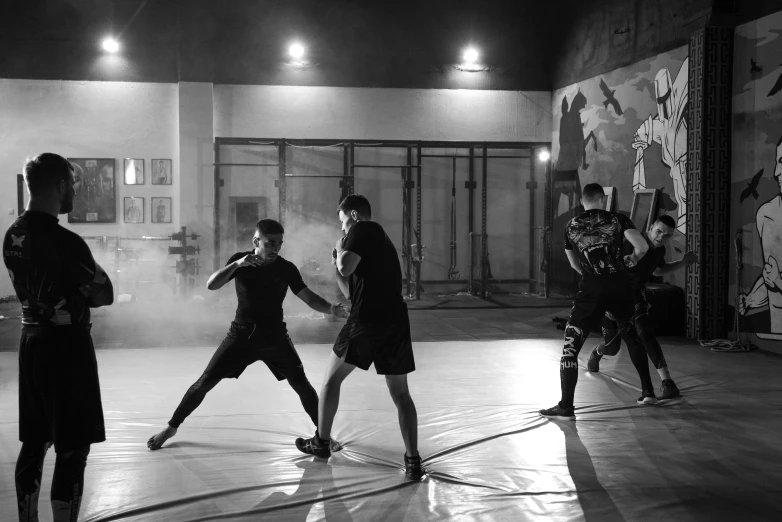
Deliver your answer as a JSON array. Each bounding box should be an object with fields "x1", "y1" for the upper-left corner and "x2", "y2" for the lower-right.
[
  {"x1": 0, "y1": 79, "x2": 179, "y2": 297},
  {"x1": 1, "y1": 81, "x2": 549, "y2": 300},
  {"x1": 730, "y1": 10, "x2": 782, "y2": 352}
]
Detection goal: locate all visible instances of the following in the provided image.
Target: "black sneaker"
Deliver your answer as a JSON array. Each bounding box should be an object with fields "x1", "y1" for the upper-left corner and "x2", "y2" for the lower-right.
[
  {"x1": 404, "y1": 454, "x2": 425, "y2": 481},
  {"x1": 659, "y1": 379, "x2": 681, "y2": 400},
  {"x1": 295, "y1": 432, "x2": 331, "y2": 459},
  {"x1": 587, "y1": 347, "x2": 603, "y2": 372},
  {"x1": 637, "y1": 391, "x2": 658, "y2": 405},
  {"x1": 539, "y1": 404, "x2": 576, "y2": 420}
]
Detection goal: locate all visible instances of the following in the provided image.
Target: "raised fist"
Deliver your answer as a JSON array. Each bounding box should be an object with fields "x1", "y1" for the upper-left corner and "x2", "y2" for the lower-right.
[
  {"x1": 682, "y1": 251, "x2": 697, "y2": 265},
  {"x1": 331, "y1": 303, "x2": 350, "y2": 319},
  {"x1": 236, "y1": 254, "x2": 263, "y2": 268}
]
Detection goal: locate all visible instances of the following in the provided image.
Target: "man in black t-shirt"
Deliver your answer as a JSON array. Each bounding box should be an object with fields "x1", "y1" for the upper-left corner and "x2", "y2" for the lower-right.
[
  {"x1": 294, "y1": 195, "x2": 424, "y2": 481},
  {"x1": 540, "y1": 183, "x2": 656, "y2": 421},
  {"x1": 4, "y1": 153, "x2": 114, "y2": 522},
  {"x1": 587, "y1": 214, "x2": 696, "y2": 399},
  {"x1": 147, "y1": 219, "x2": 348, "y2": 451}
]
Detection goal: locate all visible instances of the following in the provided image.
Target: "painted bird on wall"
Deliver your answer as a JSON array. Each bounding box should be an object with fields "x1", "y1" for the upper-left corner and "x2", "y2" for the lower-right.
[
  {"x1": 740, "y1": 168, "x2": 765, "y2": 203},
  {"x1": 750, "y1": 58, "x2": 763, "y2": 74},
  {"x1": 769, "y1": 70, "x2": 782, "y2": 97},
  {"x1": 599, "y1": 78, "x2": 623, "y2": 115}
]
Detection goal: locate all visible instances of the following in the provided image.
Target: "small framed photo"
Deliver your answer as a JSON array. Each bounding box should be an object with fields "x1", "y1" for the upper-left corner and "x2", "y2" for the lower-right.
[
  {"x1": 124, "y1": 158, "x2": 144, "y2": 185},
  {"x1": 123, "y1": 197, "x2": 144, "y2": 223},
  {"x1": 151, "y1": 197, "x2": 172, "y2": 223},
  {"x1": 151, "y1": 159, "x2": 172, "y2": 185},
  {"x1": 630, "y1": 189, "x2": 658, "y2": 232},
  {"x1": 603, "y1": 186, "x2": 616, "y2": 212}
]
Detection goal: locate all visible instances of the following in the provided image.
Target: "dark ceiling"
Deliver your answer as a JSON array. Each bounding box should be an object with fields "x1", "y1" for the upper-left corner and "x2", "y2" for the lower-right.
[
  {"x1": 0, "y1": 0, "x2": 779, "y2": 90},
  {"x1": 0, "y1": 0, "x2": 581, "y2": 90}
]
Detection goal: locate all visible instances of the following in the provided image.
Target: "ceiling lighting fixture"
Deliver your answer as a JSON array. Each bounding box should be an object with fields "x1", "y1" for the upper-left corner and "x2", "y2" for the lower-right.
[
  {"x1": 289, "y1": 42, "x2": 304, "y2": 60},
  {"x1": 538, "y1": 149, "x2": 551, "y2": 162},
  {"x1": 463, "y1": 47, "x2": 479, "y2": 63},
  {"x1": 102, "y1": 37, "x2": 120, "y2": 53}
]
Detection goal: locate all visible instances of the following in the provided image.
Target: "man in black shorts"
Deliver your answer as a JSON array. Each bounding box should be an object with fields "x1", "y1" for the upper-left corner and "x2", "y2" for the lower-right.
[
  {"x1": 587, "y1": 214, "x2": 696, "y2": 400},
  {"x1": 294, "y1": 195, "x2": 424, "y2": 481},
  {"x1": 4, "y1": 153, "x2": 114, "y2": 522},
  {"x1": 147, "y1": 219, "x2": 349, "y2": 450},
  {"x1": 540, "y1": 183, "x2": 656, "y2": 420}
]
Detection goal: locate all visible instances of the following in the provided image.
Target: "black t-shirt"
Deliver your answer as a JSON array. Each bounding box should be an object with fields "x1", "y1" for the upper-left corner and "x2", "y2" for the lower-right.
[
  {"x1": 226, "y1": 252, "x2": 306, "y2": 326},
  {"x1": 628, "y1": 234, "x2": 666, "y2": 289},
  {"x1": 564, "y1": 209, "x2": 635, "y2": 276},
  {"x1": 3, "y1": 211, "x2": 103, "y2": 326},
  {"x1": 342, "y1": 221, "x2": 405, "y2": 322}
]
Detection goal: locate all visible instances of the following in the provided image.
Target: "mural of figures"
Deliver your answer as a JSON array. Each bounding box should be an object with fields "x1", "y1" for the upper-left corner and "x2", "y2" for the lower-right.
[
  {"x1": 731, "y1": 10, "x2": 782, "y2": 346},
  {"x1": 550, "y1": 46, "x2": 689, "y2": 292},
  {"x1": 632, "y1": 59, "x2": 689, "y2": 233},
  {"x1": 739, "y1": 137, "x2": 782, "y2": 337}
]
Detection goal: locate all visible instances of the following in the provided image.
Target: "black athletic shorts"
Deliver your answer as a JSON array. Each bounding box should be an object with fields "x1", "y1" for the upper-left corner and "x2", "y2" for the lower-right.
[
  {"x1": 568, "y1": 274, "x2": 636, "y2": 331},
  {"x1": 204, "y1": 322, "x2": 305, "y2": 382},
  {"x1": 18, "y1": 325, "x2": 105, "y2": 452},
  {"x1": 333, "y1": 314, "x2": 415, "y2": 375}
]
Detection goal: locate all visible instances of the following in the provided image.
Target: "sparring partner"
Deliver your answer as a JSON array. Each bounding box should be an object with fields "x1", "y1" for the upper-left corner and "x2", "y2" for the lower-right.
[
  {"x1": 587, "y1": 214, "x2": 696, "y2": 400},
  {"x1": 540, "y1": 183, "x2": 657, "y2": 421},
  {"x1": 4, "y1": 153, "x2": 114, "y2": 522},
  {"x1": 295, "y1": 195, "x2": 424, "y2": 481},
  {"x1": 147, "y1": 219, "x2": 349, "y2": 450}
]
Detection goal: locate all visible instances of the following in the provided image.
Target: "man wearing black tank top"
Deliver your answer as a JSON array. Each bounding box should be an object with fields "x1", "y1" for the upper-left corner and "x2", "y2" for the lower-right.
[
  {"x1": 540, "y1": 183, "x2": 656, "y2": 420},
  {"x1": 295, "y1": 195, "x2": 424, "y2": 481}
]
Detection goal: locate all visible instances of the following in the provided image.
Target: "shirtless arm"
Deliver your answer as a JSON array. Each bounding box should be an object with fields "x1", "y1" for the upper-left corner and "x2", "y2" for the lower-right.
[{"x1": 565, "y1": 249, "x2": 583, "y2": 275}]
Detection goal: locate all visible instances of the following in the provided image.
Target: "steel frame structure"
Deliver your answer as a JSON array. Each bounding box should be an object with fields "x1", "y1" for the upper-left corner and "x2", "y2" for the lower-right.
[{"x1": 214, "y1": 137, "x2": 552, "y2": 300}]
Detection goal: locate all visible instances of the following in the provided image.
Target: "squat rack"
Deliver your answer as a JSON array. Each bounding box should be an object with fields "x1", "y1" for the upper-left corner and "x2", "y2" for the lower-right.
[{"x1": 214, "y1": 138, "x2": 551, "y2": 300}]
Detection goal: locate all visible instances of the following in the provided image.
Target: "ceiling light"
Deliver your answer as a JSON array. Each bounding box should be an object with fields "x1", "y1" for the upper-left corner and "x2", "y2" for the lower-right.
[
  {"x1": 289, "y1": 43, "x2": 304, "y2": 60},
  {"x1": 538, "y1": 149, "x2": 551, "y2": 162},
  {"x1": 102, "y1": 38, "x2": 120, "y2": 53},
  {"x1": 464, "y1": 48, "x2": 479, "y2": 63}
]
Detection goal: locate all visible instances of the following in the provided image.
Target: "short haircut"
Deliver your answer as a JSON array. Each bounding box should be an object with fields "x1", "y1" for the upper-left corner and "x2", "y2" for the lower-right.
[
  {"x1": 24, "y1": 153, "x2": 74, "y2": 196},
  {"x1": 654, "y1": 214, "x2": 676, "y2": 229},
  {"x1": 582, "y1": 183, "x2": 605, "y2": 201},
  {"x1": 337, "y1": 194, "x2": 372, "y2": 219},
  {"x1": 255, "y1": 219, "x2": 284, "y2": 236}
]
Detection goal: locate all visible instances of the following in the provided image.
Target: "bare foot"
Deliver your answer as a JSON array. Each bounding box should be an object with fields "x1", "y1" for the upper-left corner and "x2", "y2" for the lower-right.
[{"x1": 147, "y1": 426, "x2": 177, "y2": 450}]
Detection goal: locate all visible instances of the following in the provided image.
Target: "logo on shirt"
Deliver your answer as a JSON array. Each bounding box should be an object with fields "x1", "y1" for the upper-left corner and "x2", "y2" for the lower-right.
[{"x1": 10, "y1": 234, "x2": 25, "y2": 248}]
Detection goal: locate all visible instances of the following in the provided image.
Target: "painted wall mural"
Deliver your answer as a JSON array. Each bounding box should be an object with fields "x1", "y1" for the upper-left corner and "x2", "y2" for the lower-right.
[
  {"x1": 731, "y1": 10, "x2": 782, "y2": 345},
  {"x1": 550, "y1": 45, "x2": 689, "y2": 292}
]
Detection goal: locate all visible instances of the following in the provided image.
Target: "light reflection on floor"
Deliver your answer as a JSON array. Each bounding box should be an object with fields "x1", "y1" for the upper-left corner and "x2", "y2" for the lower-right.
[{"x1": 1, "y1": 339, "x2": 781, "y2": 521}]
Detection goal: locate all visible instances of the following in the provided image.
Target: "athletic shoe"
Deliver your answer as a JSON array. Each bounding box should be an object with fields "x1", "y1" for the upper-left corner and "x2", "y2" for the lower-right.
[
  {"x1": 659, "y1": 379, "x2": 681, "y2": 400},
  {"x1": 329, "y1": 438, "x2": 343, "y2": 453},
  {"x1": 404, "y1": 454, "x2": 425, "y2": 481},
  {"x1": 539, "y1": 404, "x2": 576, "y2": 420},
  {"x1": 295, "y1": 432, "x2": 331, "y2": 459},
  {"x1": 587, "y1": 347, "x2": 603, "y2": 372},
  {"x1": 637, "y1": 391, "x2": 658, "y2": 405}
]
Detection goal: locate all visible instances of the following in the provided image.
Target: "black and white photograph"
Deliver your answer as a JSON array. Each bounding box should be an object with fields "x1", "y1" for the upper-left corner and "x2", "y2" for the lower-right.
[
  {"x1": 151, "y1": 158, "x2": 172, "y2": 185},
  {"x1": 2, "y1": 2, "x2": 782, "y2": 521},
  {"x1": 67, "y1": 158, "x2": 116, "y2": 223},
  {"x1": 124, "y1": 158, "x2": 144, "y2": 185},
  {"x1": 151, "y1": 197, "x2": 171, "y2": 223},
  {"x1": 123, "y1": 196, "x2": 144, "y2": 223}
]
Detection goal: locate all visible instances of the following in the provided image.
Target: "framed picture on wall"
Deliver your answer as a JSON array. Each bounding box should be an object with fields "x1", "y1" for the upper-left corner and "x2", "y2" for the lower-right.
[
  {"x1": 151, "y1": 197, "x2": 172, "y2": 223},
  {"x1": 151, "y1": 159, "x2": 172, "y2": 185},
  {"x1": 67, "y1": 158, "x2": 116, "y2": 223},
  {"x1": 123, "y1": 197, "x2": 144, "y2": 223},
  {"x1": 603, "y1": 186, "x2": 616, "y2": 212},
  {"x1": 630, "y1": 189, "x2": 658, "y2": 232},
  {"x1": 124, "y1": 158, "x2": 144, "y2": 185}
]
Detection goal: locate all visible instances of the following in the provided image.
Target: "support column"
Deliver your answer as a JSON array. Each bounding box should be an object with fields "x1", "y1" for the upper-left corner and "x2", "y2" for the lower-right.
[{"x1": 686, "y1": 26, "x2": 734, "y2": 340}]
